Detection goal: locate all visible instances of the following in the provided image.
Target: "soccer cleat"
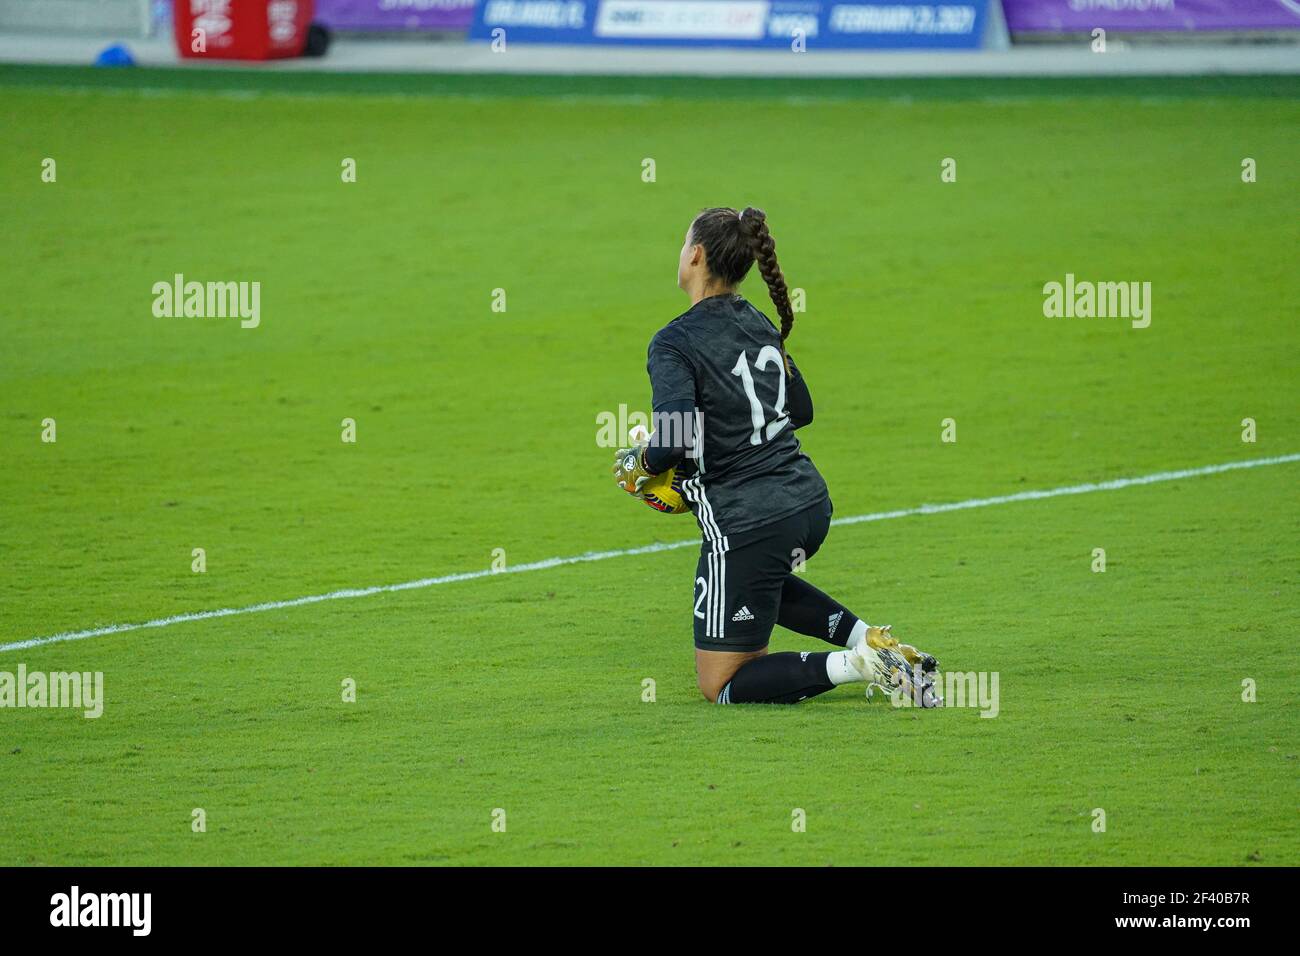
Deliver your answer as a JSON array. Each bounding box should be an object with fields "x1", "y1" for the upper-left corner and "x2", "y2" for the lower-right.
[
  {"x1": 853, "y1": 625, "x2": 941, "y2": 708},
  {"x1": 899, "y1": 642, "x2": 939, "y2": 678},
  {"x1": 866, "y1": 625, "x2": 939, "y2": 673}
]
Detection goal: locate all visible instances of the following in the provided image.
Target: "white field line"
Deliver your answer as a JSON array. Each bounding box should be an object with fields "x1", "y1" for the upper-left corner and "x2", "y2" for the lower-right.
[{"x1": 2, "y1": 452, "x2": 1296, "y2": 654}]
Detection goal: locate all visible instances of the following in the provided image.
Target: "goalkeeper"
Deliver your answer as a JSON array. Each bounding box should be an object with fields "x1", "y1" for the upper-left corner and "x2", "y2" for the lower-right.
[{"x1": 612, "y1": 206, "x2": 940, "y2": 707}]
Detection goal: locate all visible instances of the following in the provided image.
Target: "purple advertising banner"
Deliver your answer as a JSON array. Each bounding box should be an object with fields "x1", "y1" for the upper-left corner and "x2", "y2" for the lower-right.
[
  {"x1": 313, "y1": 0, "x2": 475, "y2": 30},
  {"x1": 1002, "y1": 0, "x2": 1300, "y2": 32}
]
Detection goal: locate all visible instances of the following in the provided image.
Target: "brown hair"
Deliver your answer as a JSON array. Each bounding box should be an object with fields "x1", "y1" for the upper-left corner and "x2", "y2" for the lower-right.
[{"x1": 689, "y1": 206, "x2": 795, "y2": 365}]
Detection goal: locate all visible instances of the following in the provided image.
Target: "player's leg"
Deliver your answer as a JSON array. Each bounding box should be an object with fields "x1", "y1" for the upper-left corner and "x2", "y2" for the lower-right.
[
  {"x1": 692, "y1": 532, "x2": 781, "y2": 700},
  {"x1": 777, "y1": 574, "x2": 864, "y2": 648},
  {"x1": 693, "y1": 508, "x2": 865, "y2": 705},
  {"x1": 772, "y1": 499, "x2": 874, "y2": 648},
  {"x1": 780, "y1": 575, "x2": 938, "y2": 678},
  {"x1": 746, "y1": 499, "x2": 941, "y2": 705},
  {"x1": 705, "y1": 647, "x2": 858, "y2": 704},
  {"x1": 695, "y1": 647, "x2": 764, "y2": 702},
  {"x1": 739, "y1": 593, "x2": 937, "y2": 704},
  {"x1": 775, "y1": 500, "x2": 935, "y2": 665}
]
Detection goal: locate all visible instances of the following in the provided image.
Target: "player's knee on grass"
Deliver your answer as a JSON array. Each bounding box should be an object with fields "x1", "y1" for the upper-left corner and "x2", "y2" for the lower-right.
[
  {"x1": 698, "y1": 672, "x2": 726, "y2": 703},
  {"x1": 697, "y1": 662, "x2": 733, "y2": 701},
  {"x1": 695, "y1": 648, "x2": 765, "y2": 703}
]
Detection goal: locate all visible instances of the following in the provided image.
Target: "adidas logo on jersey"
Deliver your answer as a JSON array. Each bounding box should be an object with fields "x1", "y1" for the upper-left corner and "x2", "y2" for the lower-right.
[{"x1": 731, "y1": 606, "x2": 755, "y2": 622}]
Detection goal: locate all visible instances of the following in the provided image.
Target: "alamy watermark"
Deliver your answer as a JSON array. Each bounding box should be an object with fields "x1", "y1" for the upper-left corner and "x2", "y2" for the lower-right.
[
  {"x1": 0, "y1": 665, "x2": 103, "y2": 718},
  {"x1": 596, "y1": 404, "x2": 701, "y2": 456},
  {"x1": 891, "y1": 670, "x2": 999, "y2": 717},
  {"x1": 152, "y1": 273, "x2": 260, "y2": 329},
  {"x1": 1043, "y1": 273, "x2": 1150, "y2": 329},
  {"x1": 50, "y1": 886, "x2": 150, "y2": 935}
]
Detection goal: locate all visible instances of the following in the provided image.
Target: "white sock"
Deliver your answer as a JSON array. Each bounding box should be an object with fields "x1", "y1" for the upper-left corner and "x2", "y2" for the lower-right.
[
  {"x1": 846, "y1": 619, "x2": 869, "y2": 653},
  {"x1": 825, "y1": 649, "x2": 865, "y2": 686}
]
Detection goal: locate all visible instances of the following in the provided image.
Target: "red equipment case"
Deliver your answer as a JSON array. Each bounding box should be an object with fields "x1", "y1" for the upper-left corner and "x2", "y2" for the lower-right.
[{"x1": 173, "y1": 0, "x2": 313, "y2": 61}]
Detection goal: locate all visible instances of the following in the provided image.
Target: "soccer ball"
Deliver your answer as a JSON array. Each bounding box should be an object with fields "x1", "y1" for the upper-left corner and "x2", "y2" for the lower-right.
[
  {"x1": 642, "y1": 468, "x2": 689, "y2": 515},
  {"x1": 626, "y1": 425, "x2": 689, "y2": 515}
]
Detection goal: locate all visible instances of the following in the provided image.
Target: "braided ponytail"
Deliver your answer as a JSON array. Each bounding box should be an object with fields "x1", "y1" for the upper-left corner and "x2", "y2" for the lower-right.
[{"x1": 736, "y1": 207, "x2": 794, "y2": 368}]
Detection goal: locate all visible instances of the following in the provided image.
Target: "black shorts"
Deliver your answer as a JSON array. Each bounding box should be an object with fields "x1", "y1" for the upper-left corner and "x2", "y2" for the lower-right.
[{"x1": 693, "y1": 496, "x2": 832, "y2": 653}]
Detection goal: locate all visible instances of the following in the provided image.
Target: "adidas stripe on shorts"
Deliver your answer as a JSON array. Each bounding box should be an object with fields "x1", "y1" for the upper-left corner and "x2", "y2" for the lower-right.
[{"x1": 692, "y1": 496, "x2": 832, "y2": 653}]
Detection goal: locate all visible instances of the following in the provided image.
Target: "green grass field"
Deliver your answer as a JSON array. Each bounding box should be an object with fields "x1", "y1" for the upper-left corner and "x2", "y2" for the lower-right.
[{"x1": 1, "y1": 67, "x2": 1296, "y2": 866}]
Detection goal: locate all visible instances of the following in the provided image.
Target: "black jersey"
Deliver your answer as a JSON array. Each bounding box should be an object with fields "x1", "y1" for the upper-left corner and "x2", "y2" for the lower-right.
[{"x1": 646, "y1": 293, "x2": 828, "y2": 539}]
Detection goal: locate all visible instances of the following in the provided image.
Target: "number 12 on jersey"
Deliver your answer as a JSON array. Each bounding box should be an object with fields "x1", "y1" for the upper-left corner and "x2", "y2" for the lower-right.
[{"x1": 731, "y1": 346, "x2": 788, "y2": 446}]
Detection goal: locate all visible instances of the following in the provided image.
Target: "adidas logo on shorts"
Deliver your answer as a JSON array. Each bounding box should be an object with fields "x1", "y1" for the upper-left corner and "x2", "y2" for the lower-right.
[{"x1": 731, "y1": 606, "x2": 755, "y2": 622}]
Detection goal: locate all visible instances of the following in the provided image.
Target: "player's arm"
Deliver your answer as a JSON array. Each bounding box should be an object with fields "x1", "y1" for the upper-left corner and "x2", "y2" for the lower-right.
[
  {"x1": 613, "y1": 333, "x2": 696, "y2": 497},
  {"x1": 644, "y1": 399, "x2": 694, "y2": 474},
  {"x1": 785, "y1": 352, "x2": 814, "y2": 429}
]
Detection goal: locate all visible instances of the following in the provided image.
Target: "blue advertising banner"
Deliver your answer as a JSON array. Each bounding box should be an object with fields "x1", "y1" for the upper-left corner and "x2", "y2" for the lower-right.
[{"x1": 468, "y1": 0, "x2": 992, "y2": 48}]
